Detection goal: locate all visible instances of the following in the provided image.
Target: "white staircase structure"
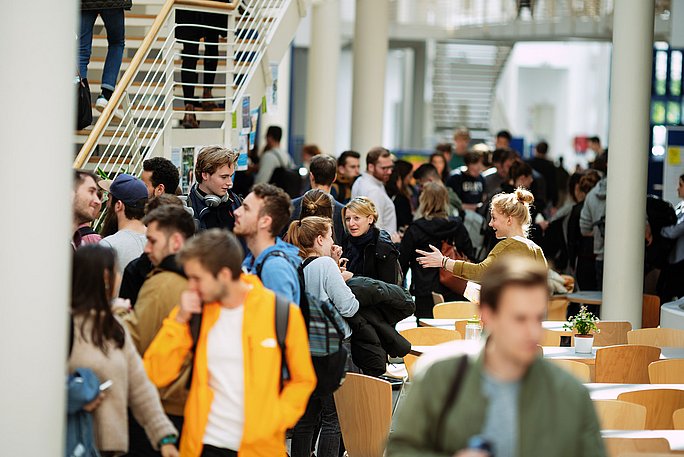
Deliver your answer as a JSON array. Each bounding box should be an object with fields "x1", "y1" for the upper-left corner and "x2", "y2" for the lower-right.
[{"x1": 73, "y1": 0, "x2": 306, "y2": 176}]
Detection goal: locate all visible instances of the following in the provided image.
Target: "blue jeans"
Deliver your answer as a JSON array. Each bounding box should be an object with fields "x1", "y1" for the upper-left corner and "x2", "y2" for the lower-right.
[{"x1": 79, "y1": 8, "x2": 125, "y2": 92}]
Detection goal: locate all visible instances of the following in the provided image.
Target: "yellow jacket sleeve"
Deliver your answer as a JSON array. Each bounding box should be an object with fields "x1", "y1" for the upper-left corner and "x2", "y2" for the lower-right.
[
  {"x1": 143, "y1": 306, "x2": 194, "y2": 388},
  {"x1": 451, "y1": 238, "x2": 514, "y2": 282}
]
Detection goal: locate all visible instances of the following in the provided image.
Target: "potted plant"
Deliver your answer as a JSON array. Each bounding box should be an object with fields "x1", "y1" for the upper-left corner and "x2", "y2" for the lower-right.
[{"x1": 563, "y1": 306, "x2": 599, "y2": 354}]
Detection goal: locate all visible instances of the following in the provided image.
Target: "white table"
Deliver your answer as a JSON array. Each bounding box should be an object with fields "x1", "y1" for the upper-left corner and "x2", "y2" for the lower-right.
[
  {"x1": 417, "y1": 319, "x2": 569, "y2": 330},
  {"x1": 586, "y1": 383, "x2": 684, "y2": 400},
  {"x1": 601, "y1": 430, "x2": 684, "y2": 451},
  {"x1": 543, "y1": 346, "x2": 684, "y2": 362}
]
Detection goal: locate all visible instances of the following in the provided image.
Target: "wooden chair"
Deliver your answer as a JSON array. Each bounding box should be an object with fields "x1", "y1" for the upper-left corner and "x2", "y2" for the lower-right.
[
  {"x1": 627, "y1": 328, "x2": 684, "y2": 347},
  {"x1": 454, "y1": 319, "x2": 468, "y2": 337},
  {"x1": 403, "y1": 354, "x2": 419, "y2": 380},
  {"x1": 603, "y1": 438, "x2": 670, "y2": 457},
  {"x1": 594, "y1": 321, "x2": 632, "y2": 346},
  {"x1": 595, "y1": 345, "x2": 661, "y2": 383},
  {"x1": 617, "y1": 389, "x2": 684, "y2": 429},
  {"x1": 334, "y1": 373, "x2": 392, "y2": 457},
  {"x1": 549, "y1": 359, "x2": 591, "y2": 383},
  {"x1": 642, "y1": 294, "x2": 661, "y2": 328},
  {"x1": 432, "y1": 292, "x2": 445, "y2": 305},
  {"x1": 593, "y1": 400, "x2": 647, "y2": 430},
  {"x1": 619, "y1": 454, "x2": 677, "y2": 457},
  {"x1": 433, "y1": 301, "x2": 479, "y2": 319},
  {"x1": 674, "y1": 408, "x2": 684, "y2": 429},
  {"x1": 399, "y1": 327, "x2": 462, "y2": 346},
  {"x1": 541, "y1": 328, "x2": 574, "y2": 347},
  {"x1": 547, "y1": 295, "x2": 570, "y2": 321},
  {"x1": 648, "y1": 359, "x2": 684, "y2": 383}
]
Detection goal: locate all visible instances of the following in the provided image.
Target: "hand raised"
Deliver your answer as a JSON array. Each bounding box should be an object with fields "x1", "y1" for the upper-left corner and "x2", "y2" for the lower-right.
[
  {"x1": 176, "y1": 290, "x2": 202, "y2": 324},
  {"x1": 415, "y1": 244, "x2": 444, "y2": 269}
]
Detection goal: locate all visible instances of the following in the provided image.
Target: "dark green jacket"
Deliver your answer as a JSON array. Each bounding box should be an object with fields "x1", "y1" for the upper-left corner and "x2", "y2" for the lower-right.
[{"x1": 387, "y1": 353, "x2": 606, "y2": 457}]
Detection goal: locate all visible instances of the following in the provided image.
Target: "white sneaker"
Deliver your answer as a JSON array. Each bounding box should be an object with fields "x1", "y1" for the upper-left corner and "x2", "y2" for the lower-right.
[{"x1": 95, "y1": 95, "x2": 123, "y2": 122}]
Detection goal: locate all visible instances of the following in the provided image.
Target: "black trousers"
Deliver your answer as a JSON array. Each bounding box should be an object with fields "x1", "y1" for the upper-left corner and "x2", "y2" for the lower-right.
[
  {"x1": 201, "y1": 444, "x2": 238, "y2": 457},
  {"x1": 124, "y1": 411, "x2": 184, "y2": 456}
]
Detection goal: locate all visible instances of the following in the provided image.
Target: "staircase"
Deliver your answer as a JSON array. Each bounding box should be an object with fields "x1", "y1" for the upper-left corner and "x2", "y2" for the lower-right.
[
  {"x1": 432, "y1": 42, "x2": 512, "y2": 136},
  {"x1": 74, "y1": 0, "x2": 305, "y2": 177}
]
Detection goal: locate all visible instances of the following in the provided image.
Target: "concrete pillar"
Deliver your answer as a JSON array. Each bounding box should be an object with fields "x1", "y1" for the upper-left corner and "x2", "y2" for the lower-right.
[
  {"x1": 601, "y1": 0, "x2": 654, "y2": 326},
  {"x1": 0, "y1": 0, "x2": 76, "y2": 453},
  {"x1": 305, "y1": 0, "x2": 340, "y2": 156},
  {"x1": 351, "y1": 0, "x2": 389, "y2": 162}
]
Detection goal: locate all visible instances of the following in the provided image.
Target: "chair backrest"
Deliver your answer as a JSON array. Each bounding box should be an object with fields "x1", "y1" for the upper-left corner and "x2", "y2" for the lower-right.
[
  {"x1": 595, "y1": 345, "x2": 662, "y2": 383},
  {"x1": 593, "y1": 400, "x2": 647, "y2": 430},
  {"x1": 454, "y1": 319, "x2": 468, "y2": 337},
  {"x1": 674, "y1": 408, "x2": 684, "y2": 429},
  {"x1": 594, "y1": 321, "x2": 633, "y2": 346},
  {"x1": 333, "y1": 373, "x2": 393, "y2": 457},
  {"x1": 603, "y1": 438, "x2": 670, "y2": 457},
  {"x1": 549, "y1": 359, "x2": 591, "y2": 383},
  {"x1": 433, "y1": 301, "x2": 479, "y2": 319},
  {"x1": 628, "y1": 328, "x2": 684, "y2": 347},
  {"x1": 541, "y1": 328, "x2": 574, "y2": 347},
  {"x1": 648, "y1": 359, "x2": 684, "y2": 383},
  {"x1": 617, "y1": 389, "x2": 684, "y2": 429},
  {"x1": 642, "y1": 293, "x2": 661, "y2": 328},
  {"x1": 399, "y1": 327, "x2": 462, "y2": 346},
  {"x1": 403, "y1": 354, "x2": 419, "y2": 380},
  {"x1": 432, "y1": 291, "x2": 445, "y2": 305},
  {"x1": 547, "y1": 295, "x2": 570, "y2": 321}
]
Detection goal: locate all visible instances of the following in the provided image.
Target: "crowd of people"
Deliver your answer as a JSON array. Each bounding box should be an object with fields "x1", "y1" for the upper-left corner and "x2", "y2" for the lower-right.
[{"x1": 66, "y1": 125, "x2": 684, "y2": 457}]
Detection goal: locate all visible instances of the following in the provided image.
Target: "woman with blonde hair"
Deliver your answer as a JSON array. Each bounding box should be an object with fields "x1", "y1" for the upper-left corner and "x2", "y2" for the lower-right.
[
  {"x1": 417, "y1": 187, "x2": 546, "y2": 282},
  {"x1": 341, "y1": 196, "x2": 402, "y2": 285},
  {"x1": 285, "y1": 216, "x2": 358, "y2": 457},
  {"x1": 400, "y1": 182, "x2": 474, "y2": 317}
]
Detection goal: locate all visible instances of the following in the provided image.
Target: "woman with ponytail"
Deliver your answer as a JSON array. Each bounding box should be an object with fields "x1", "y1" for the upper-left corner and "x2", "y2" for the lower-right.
[
  {"x1": 417, "y1": 187, "x2": 547, "y2": 282},
  {"x1": 285, "y1": 216, "x2": 358, "y2": 457}
]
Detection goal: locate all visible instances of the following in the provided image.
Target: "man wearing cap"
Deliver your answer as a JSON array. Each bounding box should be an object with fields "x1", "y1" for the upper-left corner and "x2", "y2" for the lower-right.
[{"x1": 99, "y1": 173, "x2": 149, "y2": 274}]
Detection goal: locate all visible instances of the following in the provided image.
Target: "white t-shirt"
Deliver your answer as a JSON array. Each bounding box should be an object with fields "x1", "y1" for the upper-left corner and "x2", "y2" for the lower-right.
[{"x1": 203, "y1": 306, "x2": 245, "y2": 451}]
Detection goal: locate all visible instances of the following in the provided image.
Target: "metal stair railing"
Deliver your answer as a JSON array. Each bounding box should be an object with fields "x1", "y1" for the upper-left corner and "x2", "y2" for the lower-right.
[{"x1": 73, "y1": 0, "x2": 291, "y2": 178}]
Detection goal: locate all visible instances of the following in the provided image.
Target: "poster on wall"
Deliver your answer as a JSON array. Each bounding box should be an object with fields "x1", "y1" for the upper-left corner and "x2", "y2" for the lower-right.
[
  {"x1": 176, "y1": 145, "x2": 209, "y2": 194},
  {"x1": 241, "y1": 96, "x2": 251, "y2": 134},
  {"x1": 267, "y1": 63, "x2": 278, "y2": 112},
  {"x1": 237, "y1": 134, "x2": 249, "y2": 171}
]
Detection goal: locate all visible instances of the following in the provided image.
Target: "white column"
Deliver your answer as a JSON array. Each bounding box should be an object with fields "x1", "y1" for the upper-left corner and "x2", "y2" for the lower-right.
[
  {"x1": 305, "y1": 0, "x2": 340, "y2": 156},
  {"x1": 0, "y1": 0, "x2": 76, "y2": 453},
  {"x1": 601, "y1": 1, "x2": 654, "y2": 326},
  {"x1": 351, "y1": 0, "x2": 389, "y2": 162}
]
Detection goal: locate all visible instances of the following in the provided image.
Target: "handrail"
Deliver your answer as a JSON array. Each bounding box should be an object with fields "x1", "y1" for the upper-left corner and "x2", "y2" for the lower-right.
[{"x1": 73, "y1": 0, "x2": 238, "y2": 169}]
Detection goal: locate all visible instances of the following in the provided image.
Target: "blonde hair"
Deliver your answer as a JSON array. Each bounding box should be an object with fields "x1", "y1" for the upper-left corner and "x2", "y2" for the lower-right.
[
  {"x1": 342, "y1": 197, "x2": 378, "y2": 226},
  {"x1": 490, "y1": 187, "x2": 534, "y2": 237},
  {"x1": 284, "y1": 216, "x2": 332, "y2": 258},
  {"x1": 418, "y1": 182, "x2": 449, "y2": 220}
]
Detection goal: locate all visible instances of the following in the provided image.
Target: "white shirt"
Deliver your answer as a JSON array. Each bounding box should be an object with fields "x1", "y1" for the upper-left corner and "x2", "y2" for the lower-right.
[
  {"x1": 99, "y1": 229, "x2": 147, "y2": 274},
  {"x1": 351, "y1": 173, "x2": 397, "y2": 234},
  {"x1": 203, "y1": 306, "x2": 245, "y2": 451}
]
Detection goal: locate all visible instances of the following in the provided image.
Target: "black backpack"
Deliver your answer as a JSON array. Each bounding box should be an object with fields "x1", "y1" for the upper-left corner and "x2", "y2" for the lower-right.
[
  {"x1": 257, "y1": 252, "x2": 348, "y2": 395},
  {"x1": 646, "y1": 195, "x2": 678, "y2": 269},
  {"x1": 268, "y1": 150, "x2": 304, "y2": 198}
]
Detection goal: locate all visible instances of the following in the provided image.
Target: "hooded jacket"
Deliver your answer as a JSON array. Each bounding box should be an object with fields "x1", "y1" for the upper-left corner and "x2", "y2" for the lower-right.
[
  {"x1": 243, "y1": 238, "x2": 302, "y2": 305},
  {"x1": 124, "y1": 255, "x2": 190, "y2": 416},
  {"x1": 399, "y1": 217, "x2": 474, "y2": 299},
  {"x1": 580, "y1": 178, "x2": 607, "y2": 260},
  {"x1": 345, "y1": 277, "x2": 415, "y2": 376},
  {"x1": 343, "y1": 227, "x2": 403, "y2": 286}
]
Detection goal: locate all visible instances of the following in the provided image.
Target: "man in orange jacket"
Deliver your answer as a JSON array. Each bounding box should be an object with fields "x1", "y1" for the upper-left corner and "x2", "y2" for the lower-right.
[{"x1": 144, "y1": 229, "x2": 316, "y2": 457}]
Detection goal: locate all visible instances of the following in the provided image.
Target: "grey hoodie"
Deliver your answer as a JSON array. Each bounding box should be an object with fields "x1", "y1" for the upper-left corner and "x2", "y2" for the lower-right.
[{"x1": 579, "y1": 177, "x2": 607, "y2": 260}]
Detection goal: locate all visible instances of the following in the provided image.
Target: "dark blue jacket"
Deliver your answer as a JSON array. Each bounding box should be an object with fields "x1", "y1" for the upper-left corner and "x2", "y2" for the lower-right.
[{"x1": 66, "y1": 368, "x2": 100, "y2": 457}]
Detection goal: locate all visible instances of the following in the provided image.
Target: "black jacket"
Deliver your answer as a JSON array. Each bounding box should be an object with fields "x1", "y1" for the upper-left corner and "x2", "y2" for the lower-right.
[
  {"x1": 188, "y1": 183, "x2": 242, "y2": 232},
  {"x1": 119, "y1": 253, "x2": 153, "y2": 307},
  {"x1": 346, "y1": 277, "x2": 415, "y2": 376},
  {"x1": 81, "y1": 0, "x2": 132, "y2": 10},
  {"x1": 343, "y1": 227, "x2": 403, "y2": 286},
  {"x1": 399, "y1": 217, "x2": 474, "y2": 299}
]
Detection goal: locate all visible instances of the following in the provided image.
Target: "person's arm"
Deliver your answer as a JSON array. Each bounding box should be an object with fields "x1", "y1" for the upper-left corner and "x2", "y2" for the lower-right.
[
  {"x1": 321, "y1": 258, "x2": 359, "y2": 317},
  {"x1": 260, "y1": 258, "x2": 301, "y2": 305},
  {"x1": 125, "y1": 329, "x2": 178, "y2": 450},
  {"x1": 661, "y1": 219, "x2": 684, "y2": 239},
  {"x1": 276, "y1": 304, "x2": 317, "y2": 429},
  {"x1": 579, "y1": 199, "x2": 594, "y2": 237},
  {"x1": 143, "y1": 306, "x2": 194, "y2": 388},
  {"x1": 417, "y1": 239, "x2": 512, "y2": 283},
  {"x1": 254, "y1": 151, "x2": 278, "y2": 184}
]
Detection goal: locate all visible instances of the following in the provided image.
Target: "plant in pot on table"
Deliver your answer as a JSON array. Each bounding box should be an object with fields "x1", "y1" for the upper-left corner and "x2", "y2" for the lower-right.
[{"x1": 563, "y1": 305, "x2": 599, "y2": 354}]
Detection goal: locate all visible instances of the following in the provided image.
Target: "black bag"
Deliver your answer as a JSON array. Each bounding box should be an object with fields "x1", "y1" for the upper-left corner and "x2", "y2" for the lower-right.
[
  {"x1": 268, "y1": 150, "x2": 304, "y2": 198},
  {"x1": 646, "y1": 195, "x2": 678, "y2": 269},
  {"x1": 76, "y1": 75, "x2": 92, "y2": 130}
]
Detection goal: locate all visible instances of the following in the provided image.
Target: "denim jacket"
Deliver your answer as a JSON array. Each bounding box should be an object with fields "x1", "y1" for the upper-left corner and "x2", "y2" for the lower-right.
[{"x1": 66, "y1": 368, "x2": 101, "y2": 457}]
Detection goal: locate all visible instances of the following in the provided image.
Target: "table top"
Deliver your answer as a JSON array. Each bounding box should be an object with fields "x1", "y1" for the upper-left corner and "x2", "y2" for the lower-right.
[
  {"x1": 601, "y1": 430, "x2": 684, "y2": 451},
  {"x1": 587, "y1": 383, "x2": 684, "y2": 400},
  {"x1": 564, "y1": 291, "x2": 603, "y2": 305},
  {"x1": 418, "y1": 319, "x2": 569, "y2": 330},
  {"x1": 542, "y1": 346, "x2": 684, "y2": 361}
]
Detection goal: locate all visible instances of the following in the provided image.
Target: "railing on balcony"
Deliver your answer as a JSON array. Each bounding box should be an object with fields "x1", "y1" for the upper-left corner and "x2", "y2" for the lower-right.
[{"x1": 73, "y1": 0, "x2": 291, "y2": 177}]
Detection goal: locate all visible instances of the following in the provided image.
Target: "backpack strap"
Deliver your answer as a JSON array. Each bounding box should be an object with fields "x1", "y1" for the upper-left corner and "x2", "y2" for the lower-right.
[
  {"x1": 77, "y1": 226, "x2": 97, "y2": 237},
  {"x1": 274, "y1": 294, "x2": 290, "y2": 392},
  {"x1": 255, "y1": 250, "x2": 291, "y2": 279},
  {"x1": 435, "y1": 355, "x2": 469, "y2": 451}
]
